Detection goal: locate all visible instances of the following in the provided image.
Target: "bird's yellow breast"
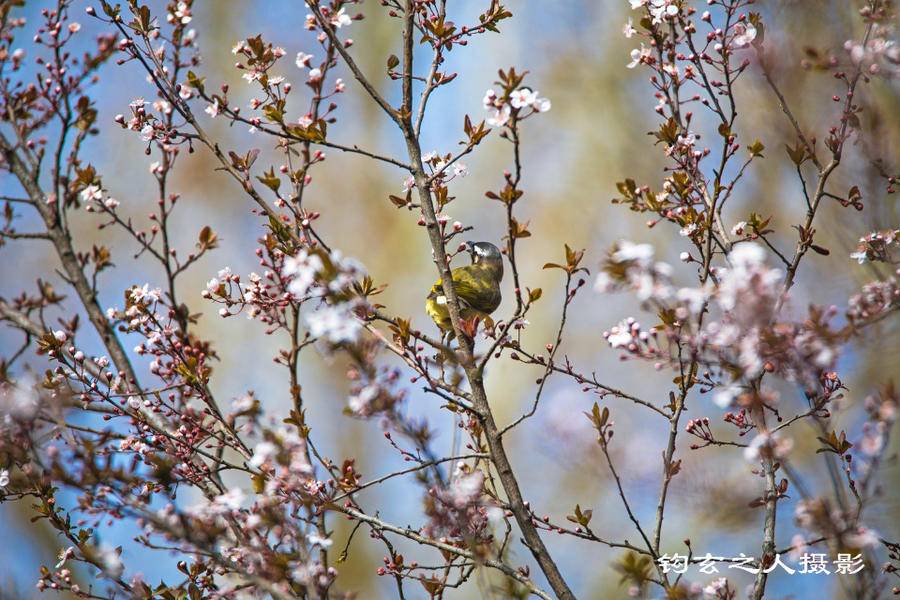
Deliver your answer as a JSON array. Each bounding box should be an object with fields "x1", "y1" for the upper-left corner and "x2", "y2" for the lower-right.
[{"x1": 425, "y1": 263, "x2": 502, "y2": 332}]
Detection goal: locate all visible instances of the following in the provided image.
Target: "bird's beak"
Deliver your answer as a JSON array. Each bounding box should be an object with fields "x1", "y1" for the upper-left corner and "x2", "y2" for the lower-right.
[{"x1": 464, "y1": 241, "x2": 476, "y2": 259}]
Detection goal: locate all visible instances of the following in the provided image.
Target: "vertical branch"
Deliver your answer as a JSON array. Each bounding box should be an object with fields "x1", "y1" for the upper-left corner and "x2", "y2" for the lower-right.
[
  {"x1": 750, "y1": 409, "x2": 777, "y2": 599},
  {"x1": 304, "y1": 2, "x2": 575, "y2": 595},
  {"x1": 0, "y1": 132, "x2": 141, "y2": 396},
  {"x1": 398, "y1": 2, "x2": 574, "y2": 596}
]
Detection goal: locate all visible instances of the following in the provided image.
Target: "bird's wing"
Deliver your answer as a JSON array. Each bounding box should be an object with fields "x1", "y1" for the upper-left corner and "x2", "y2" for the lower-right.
[
  {"x1": 431, "y1": 266, "x2": 493, "y2": 309},
  {"x1": 428, "y1": 276, "x2": 475, "y2": 310},
  {"x1": 450, "y1": 274, "x2": 481, "y2": 311}
]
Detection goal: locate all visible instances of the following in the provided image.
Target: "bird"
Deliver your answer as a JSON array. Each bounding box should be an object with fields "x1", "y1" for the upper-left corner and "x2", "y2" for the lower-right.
[{"x1": 425, "y1": 241, "x2": 503, "y2": 341}]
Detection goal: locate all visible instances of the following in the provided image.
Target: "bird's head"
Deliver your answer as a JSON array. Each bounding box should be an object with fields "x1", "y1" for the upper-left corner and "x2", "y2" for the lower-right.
[{"x1": 465, "y1": 241, "x2": 503, "y2": 276}]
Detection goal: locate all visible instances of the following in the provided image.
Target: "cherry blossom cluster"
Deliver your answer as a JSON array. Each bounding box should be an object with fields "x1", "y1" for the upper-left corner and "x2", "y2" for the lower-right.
[
  {"x1": 597, "y1": 243, "x2": 845, "y2": 405},
  {"x1": 0, "y1": 374, "x2": 44, "y2": 455},
  {"x1": 594, "y1": 240, "x2": 675, "y2": 303},
  {"x1": 846, "y1": 276, "x2": 899, "y2": 325},
  {"x1": 423, "y1": 468, "x2": 497, "y2": 544},
  {"x1": 206, "y1": 240, "x2": 370, "y2": 346},
  {"x1": 482, "y1": 84, "x2": 550, "y2": 128},
  {"x1": 742, "y1": 430, "x2": 793, "y2": 464},
  {"x1": 347, "y1": 365, "x2": 406, "y2": 418},
  {"x1": 843, "y1": 16, "x2": 899, "y2": 78},
  {"x1": 113, "y1": 96, "x2": 177, "y2": 144},
  {"x1": 204, "y1": 245, "x2": 295, "y2": 330},
  {"x1": 852, "y1": 385, "x2": 897, "y2": 485},
  {"x1": 793, "y1": 498, "x2": 882, "y2": 558},
  {"x1": 850, "y1": 228, "x2": 899, "y2": 264}
]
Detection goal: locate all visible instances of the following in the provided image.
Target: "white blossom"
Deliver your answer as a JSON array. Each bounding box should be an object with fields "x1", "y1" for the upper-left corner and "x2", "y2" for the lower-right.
[
  {"x1": 613, "y1": 240, "x2": 654, "y2": 264},
  {"x1": 713, "y1": 384, "x2": 742, "y2": 408},
  {"x1": 307, "y1": 533, "x2": 333, "y2": 548},
  {"x1": 703, "y1": 578, "x2": 728, "y2": 598},
  {"x1": 80, "y1": 185, "x2": 103, "y2": 202},
  {"x1": 283, "y1": 250, "x2": 324, "y2": 298},
  {"x1": 98, "y1": 545, "x2": 124, "y2": 578},
  {"x1": 249, "y1": 441, "x2": 278, "y2": 469},
  {"x1": 732, "y1": 22, "x2": 757, "y2": 48},
  {"x1": 649, "y1": 0, "x2": 679, "y2": 23},
  {"x1": 482, "y1": 89, "x2": 497, "y2": 109},
  {"x1": 607, "y1": 321, "x2": 634, "y2": 348},
  {"x1": 173, "y1": 2, "x2": 191, "y2": 24},
  {"x1": 306, "y1": 302, "x2": 361, "y2": 343},
  {"x1": 447, "y1": 471, "x2": 485, "y2": 508},
  {"x1": 510, "y1": 88, "x2": 538, "y2": 109},
  {"x1": 486, "y1": 105, "x2": 511, "y2": 127},
  {"x1": 348, "y1": 384, "x2": 379, "y2": 414},
  {"x1": 628, "y1": 44, "x2": 651, "y2": 69},
  {"x1": 331, "y1": 7, "x2": 352, "y2": 28},
  {"x1": 140, "y1": 124, "x2": 155, "y2": 141},
  {"x1": 204, "y1": 99, "x2": 220, "y2": 118}
]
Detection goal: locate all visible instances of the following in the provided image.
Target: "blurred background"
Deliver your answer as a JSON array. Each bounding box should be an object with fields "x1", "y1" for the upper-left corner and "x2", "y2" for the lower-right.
[{"x1": 1, "y1": 0, "x2": 898, "y2": 598}]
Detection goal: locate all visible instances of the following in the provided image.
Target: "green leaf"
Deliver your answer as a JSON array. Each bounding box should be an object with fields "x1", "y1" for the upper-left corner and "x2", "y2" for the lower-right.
[
  {"x1": 185, "y1": 70, "x2": 205, "y2": 94},
  {"x1": 263, "y1": 104, "x2": 284, "y2": 124},
  {"x1": 256, "y1": 167, "x2": 282, "y2": 193},
  {"x1": 747, "y1": 139, "x2": 765, "y2": 157}
]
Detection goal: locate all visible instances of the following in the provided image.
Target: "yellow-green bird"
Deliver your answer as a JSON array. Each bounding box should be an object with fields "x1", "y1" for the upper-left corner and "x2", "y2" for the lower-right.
[{"x1": 426, "y1": 241, "x2": 503, "y2": 340}]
